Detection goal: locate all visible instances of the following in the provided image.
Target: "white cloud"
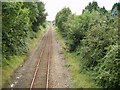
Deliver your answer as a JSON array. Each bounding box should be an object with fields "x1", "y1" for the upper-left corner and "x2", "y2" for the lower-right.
[{"x1": 41, "y1": 0, "x2": 119, "y2": 21}]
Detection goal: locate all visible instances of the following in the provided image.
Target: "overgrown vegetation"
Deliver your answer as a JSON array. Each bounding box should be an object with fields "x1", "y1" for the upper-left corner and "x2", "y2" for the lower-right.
[
  {"x1": 2, "y1": 1, "x2": 47, "y2": 87},
  {"x1": 55, "y1": 30, "x2": 98, "y2": 88},
  {"x1": 55, "y1": 1, "x2": 120, "y2": 88},
  {"x1": 2, "y1": 29, "x2": 46, "y2": 87},
  {"x1": 2, "y1": 1, "x2": 47, "y2": 58}
]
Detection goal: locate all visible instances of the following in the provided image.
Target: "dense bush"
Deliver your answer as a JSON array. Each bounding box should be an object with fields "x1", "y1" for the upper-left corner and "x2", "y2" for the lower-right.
[
  {"x1": 55, "y1": 7, "x2": 72, "y2": 37},
  {"x1": 2, "y1": 1, "x2": 47, "y2": 57},
  {"x1": 55, "y1": 1, "x2": 120, "y2": 88}
]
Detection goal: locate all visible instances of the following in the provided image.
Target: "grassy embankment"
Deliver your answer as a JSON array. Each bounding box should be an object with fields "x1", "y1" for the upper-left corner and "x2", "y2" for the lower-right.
[
  {"x1": 1, "y1": 26, "x2": 47, "y2": 88},
  {"x1": 55, "y1": 28, "x2": 98, "y2": 88}
]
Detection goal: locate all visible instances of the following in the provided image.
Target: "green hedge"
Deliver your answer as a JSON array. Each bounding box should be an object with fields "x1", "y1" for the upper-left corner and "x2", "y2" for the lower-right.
[{"x1": 55, "y1": 1, "x2": 120, "y2": 88}]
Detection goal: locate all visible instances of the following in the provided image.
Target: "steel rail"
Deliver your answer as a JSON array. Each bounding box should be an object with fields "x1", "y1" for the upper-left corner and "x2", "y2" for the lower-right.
[
  {"x1": 46, "y1": 29, "x2": 52, "y2": 89},
  {"x1": 30, "y1": 30, "x2": 50, "y2": 90}
]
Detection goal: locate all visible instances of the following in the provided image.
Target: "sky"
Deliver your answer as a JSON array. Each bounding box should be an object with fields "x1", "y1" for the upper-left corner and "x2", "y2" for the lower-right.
[{"x1": 40, "y1": 0, "x2": 119, "y2": 21}]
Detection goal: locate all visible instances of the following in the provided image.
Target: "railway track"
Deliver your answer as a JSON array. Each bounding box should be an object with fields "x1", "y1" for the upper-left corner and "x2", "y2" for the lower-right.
[
  {"x1": 30, "y1": 27, "x2": 53, "y2": 89},
  {"x1": 3, "y1": 24, "x2": 70, "y2": 89}
]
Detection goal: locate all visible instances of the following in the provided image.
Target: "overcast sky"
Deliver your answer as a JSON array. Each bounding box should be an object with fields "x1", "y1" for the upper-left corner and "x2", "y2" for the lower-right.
[{"x1": 40, "y1": 0, "x2": 119, "y2": 21}]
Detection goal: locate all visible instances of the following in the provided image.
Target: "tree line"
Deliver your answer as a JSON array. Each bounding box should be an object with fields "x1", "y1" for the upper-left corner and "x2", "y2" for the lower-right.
[
  {"x1": 55, "y1": 1, "x2": 120, "y2": 88},
  {"x1": 2, "y1": 1, "x2": 47, "y2": 59}
]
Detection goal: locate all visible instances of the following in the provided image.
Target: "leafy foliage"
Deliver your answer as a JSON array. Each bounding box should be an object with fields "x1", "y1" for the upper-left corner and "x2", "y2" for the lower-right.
[
  {"x1": 83, "y1": 1, "x2": 107, "y2": 14},
  {"x1": 31, "y1": 2, "x2": 47, "y2": 32},
  {"x1": 2, "y1": 2, "x2": 47, "y2": 58},
  {"x1": 55, "y1": 8, "x2": 72, "y2": 36},
  {"x1": 55, "y1": 1, "x2": 120, "y2": 88},
  {"x1": 111, "y1": 3, "x2": 120, "y2": 16}
]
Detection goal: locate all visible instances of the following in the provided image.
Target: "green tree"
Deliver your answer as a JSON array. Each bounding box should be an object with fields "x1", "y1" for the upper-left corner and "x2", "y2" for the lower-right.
[
  {"x1": 55, "y1": 1, "x2": 120, "y2": 88},
  {"x1": 55, "y1": 7, "x2": 72, "y2": 36},
  {"x1": 2, "y1": 1, "x2": 47, "y2": 58},
  {"x1": 111, "y1": 3, "x2": 120, "y2": 16},
  {"x1": 2, "y1": 2, "x2": 30, "y2": 56}
]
